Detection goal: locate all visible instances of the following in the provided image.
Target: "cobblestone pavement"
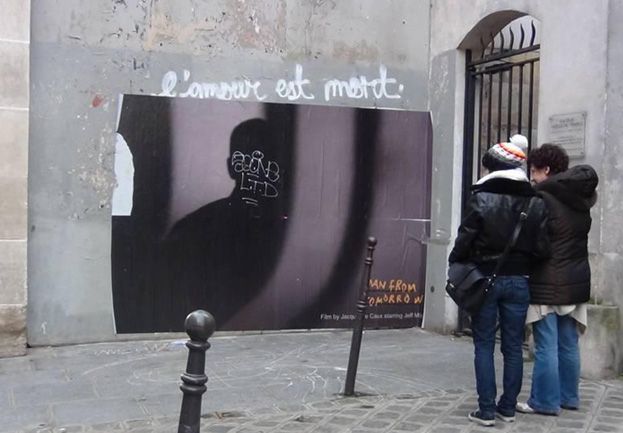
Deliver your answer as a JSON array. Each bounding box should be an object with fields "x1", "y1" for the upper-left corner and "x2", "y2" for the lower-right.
[
  {"x1": 1, "y1": 328, "x2": 622, "y2": 433},
  {"x1": 21, "y1": 381, "x2": 623, "y2": 433}
]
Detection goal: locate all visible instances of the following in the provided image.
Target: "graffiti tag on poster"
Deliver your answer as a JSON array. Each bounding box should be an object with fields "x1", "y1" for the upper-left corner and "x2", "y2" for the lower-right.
[
  {"x1": 231, "y1": 149, "x2": 281, "y2": 206},
  {"x1": 158, "y1": 64, "x2": 405, "y2": 102}
]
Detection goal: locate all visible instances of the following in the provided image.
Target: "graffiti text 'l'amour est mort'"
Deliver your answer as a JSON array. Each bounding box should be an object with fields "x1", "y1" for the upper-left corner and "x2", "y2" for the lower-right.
[{"x1": 158, "y1": 64, "x2": 405, "y2": 102}]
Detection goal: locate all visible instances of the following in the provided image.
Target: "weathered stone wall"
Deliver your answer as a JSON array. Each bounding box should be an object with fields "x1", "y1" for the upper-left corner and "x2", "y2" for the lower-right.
[
  {"x1": 426, "y1": 0, "x2": 620, "y2": 377},
  {"x1": 601, "y1": 0, "x2": 623, "y2": 374},
  {"x1": 0, "y1": 0, "x2": 30, "y2": 357},
  {"x1": 27, "y1": 0, "x2": 431, "y2": 345}
]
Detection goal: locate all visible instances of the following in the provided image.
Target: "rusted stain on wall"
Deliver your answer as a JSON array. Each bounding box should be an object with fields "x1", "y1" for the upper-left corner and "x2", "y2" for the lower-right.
[
  {"x1": 332, "y1": 40, "x2": 380, "y2": 63},
  {"x1": 222, "y1": 0, "x2": 287, "y2": 53}
]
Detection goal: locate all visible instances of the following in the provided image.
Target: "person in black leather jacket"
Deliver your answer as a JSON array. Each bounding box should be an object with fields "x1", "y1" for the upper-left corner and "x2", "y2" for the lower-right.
[
  {"x1": 449, "y1": 140, "x2": 550, "y2": 427},
  {"x1": 517, "y1": 144, "x2": 598, "y2": 416}
]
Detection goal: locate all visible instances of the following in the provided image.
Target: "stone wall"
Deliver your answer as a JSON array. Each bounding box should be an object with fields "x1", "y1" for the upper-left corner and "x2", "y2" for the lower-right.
[
  {"x1": 0, "y1": 0, "x2": 30, "y2": 357},
  {"x1": 600, "y1": 0, "x2": 623, "y2": 374},
  {"x1": 426, "y1": 0, "x2": 620, "y2": 377},
  {"x1": 27, "y1": 0, "x2": 431, "y2": 345}
]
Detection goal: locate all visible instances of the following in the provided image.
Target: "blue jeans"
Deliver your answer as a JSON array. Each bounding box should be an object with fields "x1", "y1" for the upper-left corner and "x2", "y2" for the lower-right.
[
  {"x1": 471, "y1": 276, "x2": 530, "y2": 418},
  {"x1": 528, "y1": 313, "x2": 580, "y2": 414}
]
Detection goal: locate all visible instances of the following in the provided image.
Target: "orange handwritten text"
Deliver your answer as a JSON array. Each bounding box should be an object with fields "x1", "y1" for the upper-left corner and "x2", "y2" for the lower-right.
[
  {"x1": 367, "y1": 293, "x2": 424, "y2": 306},
  {"x1": 369, "y1": 278, "x2": 417, "y2": 293}
]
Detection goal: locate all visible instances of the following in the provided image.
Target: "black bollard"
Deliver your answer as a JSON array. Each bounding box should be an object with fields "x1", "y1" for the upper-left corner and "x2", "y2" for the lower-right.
[
  {"x1": 178, "y1": 310, "x2": 216, "y2": 433},
  {"x1": 344, "y1": 236, "x2": 377, "y2": 396}
]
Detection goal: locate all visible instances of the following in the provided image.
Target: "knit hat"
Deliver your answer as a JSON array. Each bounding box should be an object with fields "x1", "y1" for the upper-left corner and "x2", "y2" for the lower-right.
[
  {"x1": 482, "y1": 141, "x2": 527, "y2": 171},
  {"x1": 510, "y1": 134, "x2": 529, "y2": 155}
]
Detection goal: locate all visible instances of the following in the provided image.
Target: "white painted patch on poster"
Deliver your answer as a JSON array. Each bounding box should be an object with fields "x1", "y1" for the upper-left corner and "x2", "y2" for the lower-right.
[{"x1": 112, "y1": 133, "x2": 135, "y2": 216}]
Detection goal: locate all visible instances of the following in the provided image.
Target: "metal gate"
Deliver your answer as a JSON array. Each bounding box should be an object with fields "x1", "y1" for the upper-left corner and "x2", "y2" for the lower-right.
[
  {"x1": 462, "y1": 20, "x2": 540, "y2": 204},
  {"x1": 458, "y1": 19, "x2": 540, "y2": 333}
]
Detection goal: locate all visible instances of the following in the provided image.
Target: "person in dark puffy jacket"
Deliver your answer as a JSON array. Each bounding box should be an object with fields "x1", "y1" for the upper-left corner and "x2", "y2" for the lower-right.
[
  {"x1": 517, "y1": 144, "x2": 598, "y2": 416},
  {"x1": 449, "y1": 141, "x2": 550, "y2": 427}
]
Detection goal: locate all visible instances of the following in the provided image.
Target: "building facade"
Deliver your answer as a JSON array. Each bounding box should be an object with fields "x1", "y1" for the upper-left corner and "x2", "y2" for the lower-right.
[{"x1": 0, "y1": 0, "x2": 620, "y2": 376}]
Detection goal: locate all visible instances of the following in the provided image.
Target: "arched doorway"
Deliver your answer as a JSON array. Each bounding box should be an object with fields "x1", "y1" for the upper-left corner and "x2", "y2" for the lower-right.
[{"x1": 458, "y1": 14, "x2": 541, "y2": 333}]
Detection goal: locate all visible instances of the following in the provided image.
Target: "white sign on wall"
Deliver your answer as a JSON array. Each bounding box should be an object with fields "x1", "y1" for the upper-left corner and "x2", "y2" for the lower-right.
[{"x1": 548, "y1": 112, "x2": 586, "y2": 159}]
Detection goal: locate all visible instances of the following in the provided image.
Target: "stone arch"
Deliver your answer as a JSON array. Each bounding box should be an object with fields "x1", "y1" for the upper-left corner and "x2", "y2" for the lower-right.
[{"x1": 459, "y1": 10, "x2": 530, "y2": 50}]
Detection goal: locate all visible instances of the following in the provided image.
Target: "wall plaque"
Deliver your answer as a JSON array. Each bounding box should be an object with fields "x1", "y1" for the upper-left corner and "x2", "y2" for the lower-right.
[{"x1": 548, "y1": 112, "x2": 586, "y2": 158}]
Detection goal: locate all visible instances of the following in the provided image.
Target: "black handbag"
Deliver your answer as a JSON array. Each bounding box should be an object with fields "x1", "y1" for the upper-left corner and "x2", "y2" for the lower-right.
[
  {"x1": 445, "y1": 197, "x2": 534, "y2": 315},
  {"x1": 445, "y1": 262, "x2": 491, "y2": 315}
]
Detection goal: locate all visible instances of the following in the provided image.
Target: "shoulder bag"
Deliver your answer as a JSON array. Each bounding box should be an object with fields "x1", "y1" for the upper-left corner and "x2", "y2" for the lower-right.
[{"x1": 445, "y1": 197, "x2": 534, "y2": 315}]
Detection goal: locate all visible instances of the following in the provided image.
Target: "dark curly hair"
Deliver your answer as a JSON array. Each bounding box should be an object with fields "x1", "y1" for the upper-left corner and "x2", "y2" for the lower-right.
[{"x1": 527, "y1": 143, "x2": 569, "y2": 175}]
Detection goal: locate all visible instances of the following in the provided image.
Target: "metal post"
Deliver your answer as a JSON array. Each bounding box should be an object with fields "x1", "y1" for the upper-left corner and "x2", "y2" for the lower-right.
[
  {"x1": 344, "y1": 236, "x2": 377, "y2": 397},
  {"x1": 178, "y1": 310, "x2": 216, "y2": 433}
]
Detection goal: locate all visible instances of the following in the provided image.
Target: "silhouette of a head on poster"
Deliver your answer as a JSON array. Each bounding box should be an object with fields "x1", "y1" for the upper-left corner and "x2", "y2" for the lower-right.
[{"x1": 159, "y1": 117, "x2": 288, "y2": 329}]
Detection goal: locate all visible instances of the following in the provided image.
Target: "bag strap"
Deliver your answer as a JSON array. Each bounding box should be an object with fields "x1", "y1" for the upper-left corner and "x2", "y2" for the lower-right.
[{"x1": 490, "y1": 196, "x2": 535, "y2": 279}]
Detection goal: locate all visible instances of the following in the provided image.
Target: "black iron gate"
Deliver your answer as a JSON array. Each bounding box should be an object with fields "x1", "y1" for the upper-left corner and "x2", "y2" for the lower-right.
[
  {"x1": 458, "y1": 20, "x2": 540, "y2": 333},
  {"x1": 463, "y1": 20, "x2": 540, "y2": 203}
]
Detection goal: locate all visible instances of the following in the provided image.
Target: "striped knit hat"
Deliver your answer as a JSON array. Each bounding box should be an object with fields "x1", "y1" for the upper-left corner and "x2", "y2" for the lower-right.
[{"x1": 483, "y1": 141, "x2": 527, "y2": 170}]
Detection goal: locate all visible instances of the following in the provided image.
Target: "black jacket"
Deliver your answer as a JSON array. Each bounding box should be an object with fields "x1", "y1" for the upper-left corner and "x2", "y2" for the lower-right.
[
  {"x1": 529, "y1": 165, "x2": 598, "y2": 305},
  {"x1": 449, "y1": 175, "x2": 550, "y2": 276}
]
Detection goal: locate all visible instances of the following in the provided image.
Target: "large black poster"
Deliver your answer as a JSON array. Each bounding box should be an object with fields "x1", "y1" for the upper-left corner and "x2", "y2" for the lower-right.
[{"x1": 111, "y1": 95, "x2": 431, "y2": 333}]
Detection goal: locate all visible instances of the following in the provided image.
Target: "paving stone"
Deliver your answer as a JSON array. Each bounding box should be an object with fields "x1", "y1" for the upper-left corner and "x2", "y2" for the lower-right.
[
  {"x1": 253, "y1": 420, "x2": 282, "y2": 427},
  {"x1": 394, "y1": 393, "x2": 420, "y2": 400},
  {"x1": 374, "y1": 411, "x2": 403, "y2": 420},
  {"x1": 554, "y1": 420, "x2": 587, "y2": 429},
  {"x1": 277, "y1": 404, "x2": 309, "y2": 413},
  {"x1": 549, "y1": 429, "x2": 583, "y2": 433},
  {"x1": 435, "y1": 395, "x2": 463, "y2": 401},
  {"x1": 53, "y1": 399, "x2": 145, "y2": 426},
  {"x1": 205, "y1": 424, "x2": 237, "y2": 433},
  {"x1": 444, "y1": 389, "x2": 468, "y2": 395},
  {"x1": 250, "y1": 407, "x2": 282, "y2": 416},
  {"x1": 600, "y1": 409, "x2": 623, "y2": 417},
  {"x1": 385, "y1": 405, "x2": 413, "y2": 412},
  {"x1": 424, "y1": 400, "x2": 453, "y2": 407},
  {"x1": 326, "y1": 415, "x2": 358, "y2": 426},
  {"x1": 438, "y1": 415, "x2": 470, "y2": 425},
  {"x1": 513, "y1": 425, "x2": 546, "y2": 433},
  {"x1": 292, "y1": 415, "x2": 326, "y2": 424},
  {"x1": 596, "y1": 416, "x2": 623, "y2": 424},
  {"x1": 361, "y1": 419, "x2": 393, "y2": 429},
  {"x1": 340, "y1": 409, "x2": 369, "y2": 416},
  {"x1": 563, "y1": 411, "x2": 589, "y2": 420},
  {"x1": 428, "y1": 427, "x2": 461, "y2": 433},
  {"x1": 53, "y1": 427, "x2": 83, "y2": 433},
  {"x1": 89, "y1": 421, "x2": 125, "y2": 431},
  {"x1": 310, "y1": 401, "x2": 338, "y2": 410},
  {"x1": 392, "y1": 421, "x2": 425, "y2": 431},
  {"x1": 591, "y1": 425, "x2": 621, "y2": 432},
  {"x1": 416, "y1": 406, "x2": 444, "y2": 414},
  {"x1": 405, "y1": 414, "x2": 436, "y2": 424},
  {"x1": 125, "y1": 420, "x2": 158, "y2": 429},
  {"x1": 280, "y1": 421, "x2": 312, "y2": 431},
  {"x1": 309, "y1": 425, "x2": 342, "y2": 433}
]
